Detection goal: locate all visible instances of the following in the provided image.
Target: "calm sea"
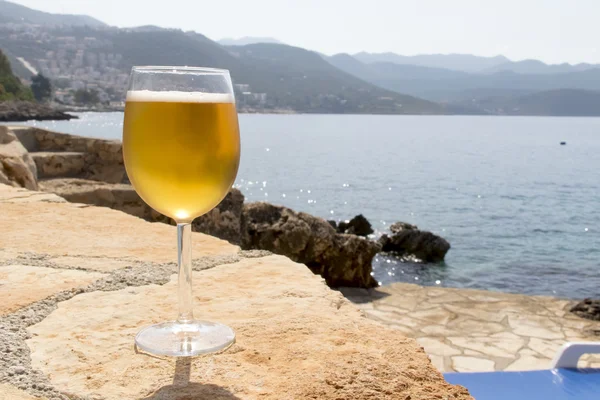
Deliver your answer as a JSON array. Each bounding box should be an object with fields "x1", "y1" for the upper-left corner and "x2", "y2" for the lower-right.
[{"x1": 19, "y1": 112, "x2": 600, "y2": 299}]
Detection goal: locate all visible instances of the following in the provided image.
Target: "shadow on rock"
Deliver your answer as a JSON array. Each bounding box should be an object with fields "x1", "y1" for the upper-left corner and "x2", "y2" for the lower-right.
[
  {"x1": 144, "y1": 358, "x2": 241, "y2": 400},
  {"x1": 337, "y1": 287, "x2": 391, "y2": 304}
]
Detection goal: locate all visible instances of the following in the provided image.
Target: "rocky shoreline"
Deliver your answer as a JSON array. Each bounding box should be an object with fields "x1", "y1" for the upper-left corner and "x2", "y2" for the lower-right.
[
  {"x1": 0, "y1": 101, "x2": 76, "y2": 122},
  {"x1": 1, "y1": 125, "x2": 451, "y2": 289}
]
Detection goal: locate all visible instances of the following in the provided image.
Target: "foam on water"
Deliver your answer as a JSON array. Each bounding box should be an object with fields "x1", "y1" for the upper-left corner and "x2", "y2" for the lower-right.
[{"x1": 126, "y1": 90, "x2": 234, "y2": 103}]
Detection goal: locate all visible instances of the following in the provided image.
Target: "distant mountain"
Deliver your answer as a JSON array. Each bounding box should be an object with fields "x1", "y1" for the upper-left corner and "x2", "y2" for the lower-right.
[
  {"x1": 353, "y1": 52, "x2": 510, "y2": 73},
  {"x1": 2, "y1": 23, "x2": 444, "y2": 114},
  {"x1": 218, "y1": 37, "x2": 283, "y2": 46},
  {"x1": 455, "y1": 89, "x2": 600, "y2": 116},
  {"x1": 0, "y1": 0, "x2": 107, "y2": 27},
  {"x1": 483, "y1": 59, "x2": 600, "y2": 75},
  {"x1": 223, "y1": 43, "x2": 445, "y2": 114},
  {"x1": 327, "y1": 53, "x2": 600, "y2": 102}
]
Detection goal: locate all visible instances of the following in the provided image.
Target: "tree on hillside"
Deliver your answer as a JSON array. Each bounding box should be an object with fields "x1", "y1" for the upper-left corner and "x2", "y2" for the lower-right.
[
  {"x1": 0, "y1": 49, "x2": 33, "y2": 101},
  {"x1": 31, "y1": 73, "x2": 52, "y2": 102},
  {"x1": 74, "y1": 89, "x2": 99, "y2": 105}
]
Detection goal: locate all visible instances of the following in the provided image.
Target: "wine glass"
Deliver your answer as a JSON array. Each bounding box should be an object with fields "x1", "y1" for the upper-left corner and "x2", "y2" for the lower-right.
[{"x1": 123, "y1": 66, "x2": 240, "y2": 357}]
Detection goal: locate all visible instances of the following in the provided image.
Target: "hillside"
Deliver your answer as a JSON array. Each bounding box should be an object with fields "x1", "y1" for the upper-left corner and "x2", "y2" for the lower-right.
[
  {"x1": 353, "y1": 51, "x2": 600, "y2": 75},
  {"x1": 0, "y1": 48, "x2": 32, "y2": 101},
  {"x1": 1, "y1": 0, "x2": 598, "y2": 116},
  {"x1": 226, "y1": 43, "x2": 444, "y2": 114},
  {"x1": 1, "y1": 24, "x2": 444, "y2": 114},
  {"x1": 218, "y1": 37, "x2": 283, "y2": 46},
  {"x1": 483, "y1": 60, "x2": 599, "y2": 75},
  {"x1": 327, "y1": 53, "x2": 600, "y2": 101},
  {"x1": 0, "y1": 1, "x2": 106, "y2": 27},
  {"x1": 111, "y1": 29, "x2": 444, "y2": 113},
  {"x1": 459, "y1": 89, "x2": 600, "y2": 116},
  {"x1": 353, "y1": 52, "x2": 510, "y2": 73}
]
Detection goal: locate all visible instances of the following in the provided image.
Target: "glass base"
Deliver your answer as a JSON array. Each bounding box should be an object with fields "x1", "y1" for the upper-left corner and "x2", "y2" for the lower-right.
[{"x1": 135, "y1": 320, "x2": 235, "y2": 357}]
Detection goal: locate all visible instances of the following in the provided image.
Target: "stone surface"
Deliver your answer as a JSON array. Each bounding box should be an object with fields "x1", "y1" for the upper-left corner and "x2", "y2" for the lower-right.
[
  {"x1": 0, "y1": 264, "x2": 104, "y2": 315},
  {"x1": 48, "y1": 256, "x2": 133, "y2": 272},
  {"x1": 26, "y1": 255, "x2": 470, "y2": 400},
  {"x1": 40, "y1": 178, "x2": 246, "y2": 245},
  {"x1": 336, "y1": 214, "x2": 374, "y2": 236},
  {"x1": 341, "y1": 283, "x2": 600, "y2": 372},
  {"x1": 10, "y1": 126, "x2": 126, "y2": 183},
  {"x1": 571, "y1": 298, "x2": 600, "y2": 321},
  {"x1": 0, "y1": 383, "x2": 46, "y2": 400},
  {"x1": 0, "y1": 185, "x2": 65, "y2": 203},
  {"x1": 452, "y1": 356, "x2": 496, "y2": 372},
  {"x1": 242, "y1": 202, "x2": 380, "y2": 288},
  {"x1": 0, "y1": 126, "x2": 38, "y2": 190},
  {"x1": 0, "y1": 184, "x2": 238, "y2": 262},
  {"x1": 0, "y1": 182, "x2": 470, "y2": 399},
  {"x1": 31, "y1": 151, "x2": 86, "y2": 179},
  {"x1": 390, "y1": 221, "x2": 419, "y2": 233},
  {"x1": 379, "y1": 226, "x2": 451, "y2": 263}
]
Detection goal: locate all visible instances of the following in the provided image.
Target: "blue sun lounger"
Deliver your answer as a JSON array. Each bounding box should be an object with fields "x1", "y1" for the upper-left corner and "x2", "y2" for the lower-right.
[{"x1": 444, "y1": 343, "x2": 600, "y2": 400}]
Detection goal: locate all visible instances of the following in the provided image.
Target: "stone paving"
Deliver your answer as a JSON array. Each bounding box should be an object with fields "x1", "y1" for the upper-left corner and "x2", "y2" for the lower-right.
[
  {"x1": 341, "y1": 283, "x2": 600, "y2": 372},
  {"x1": 0, "y1": 183, "x2": 470, "y2": 400}
]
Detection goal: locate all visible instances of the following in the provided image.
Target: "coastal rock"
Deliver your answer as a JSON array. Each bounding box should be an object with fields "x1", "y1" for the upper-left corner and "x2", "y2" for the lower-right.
[
  {"x1": 380, "y1": 222, "x2": 450, "y2": 262},
  {"x1": 390, "y1": 221, "x2": 419, "y2": 232},
  {"x1": 571, "y1": 299, "x2": 600, "y2": 321},
  {"x1": 0, "y1": 101, "x2": 74, "y2": 122},
  {"x1": 192, "y1": 188, "x2": 245, "y2": 244},
  {"x1": 0, "y1": 126, "x2": 38, "y2": 190},
  {"x1": 241, "y1": 202, "x2": 380, "y2": 287},
  {"x1": 337, "y1": 214, "x2": 374, "y2": 236}
]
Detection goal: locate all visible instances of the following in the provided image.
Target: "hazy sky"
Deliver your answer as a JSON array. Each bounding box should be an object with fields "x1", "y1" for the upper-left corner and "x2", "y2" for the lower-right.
[{"x1": 10, "y1": 0, "x2": 600, "y2": 64}]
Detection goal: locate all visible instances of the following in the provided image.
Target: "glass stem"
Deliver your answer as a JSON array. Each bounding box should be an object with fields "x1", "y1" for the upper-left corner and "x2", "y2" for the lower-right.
[{"x1": 177, "y1": 223, "x2": 193, "y2": 323}]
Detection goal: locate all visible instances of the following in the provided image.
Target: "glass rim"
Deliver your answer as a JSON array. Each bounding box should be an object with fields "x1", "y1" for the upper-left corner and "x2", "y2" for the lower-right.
[{"x1": 131, "y1": 66, "x2": 231, "y2": 75}]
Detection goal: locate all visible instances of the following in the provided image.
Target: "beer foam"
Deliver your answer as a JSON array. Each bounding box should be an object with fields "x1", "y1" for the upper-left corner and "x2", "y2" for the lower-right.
[{"x1": 126, "y1": 90, "x2": 235, "y2": 103}]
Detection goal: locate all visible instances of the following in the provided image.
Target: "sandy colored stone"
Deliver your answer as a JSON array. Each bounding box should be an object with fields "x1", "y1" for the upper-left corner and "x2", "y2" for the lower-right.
[
  {"x1": 0, "y1": 264, "x2": 104, "y2": 315},
  {"x1": 447, "y1": 336, "x2": 524, "y2": 358},
  {"x1": 445, "y1": 303, "x2": 506, "y2": 323},
  {"x1": 0, "y1": 186, "x2": 65, "y2": 203},
  {"x1": 505, "y1": 354, "x2": 550, "y2": 371},
  {"x1": 508, "y1": 315, "x2": 565, "y2": 340},
  {"x1": 579, "y1": 354, "x2": 600, "y2": 368},
  {"x1": 0, "y1": 126, "x2": 38, "y2": 190},
  {"x1": 49, "y1": 255, "x2": 132, "y2": 272},
  {"x1": 0, "y1": 383, "x2": 46, "y2": 400},
  {"x1": 428, "y1": 354, "x2": 445, "y2": 372},
  {"x1": 448, "y1": 317, "x2": 506, "y2": 335},
  {"x1": 345, "y1": 282, "x2": 600, "y2": 372},
  {"x1": 27, "y1": 255, "x2": 471, "y2": 400},
  {"x1": 528, "y1": 337, "x2": 561, "y2": 359},
  {"x1": 0, "y1": 248, "x2": 21, "y2": 261},
  {"x1": 0, "y1": 184, "x2": 238, "y2": 262},
  {"x1": 452, "y1": 356, "x2": 495, "y2": 372},
  {"x1": 409, "y1": 307, "x2": 455, "y2": 325},
  {"x1": 417, "y1": 337, "x2": 461, "y2": 357}
]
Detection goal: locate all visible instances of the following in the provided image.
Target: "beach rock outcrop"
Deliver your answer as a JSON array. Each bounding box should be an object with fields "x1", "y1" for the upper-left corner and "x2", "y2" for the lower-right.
[
  {"x1": 0, "y1": 126, "x2": 38, "y2": 190},
  {"x1": 571, "y1": 299, "x2": 600, "y2": 321},
  {"x1": 336, "y1": 214, "x2": 374, "y2": 236},
  {"x1": 242, "y1": 202, "x2": 380, "y2": 288},
  {"x1": 379, "y1": 221, "x2": 450, "y2": 262},
  {"x1": 0, "y1": 101, "x2": 74, "y2": 122}
]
